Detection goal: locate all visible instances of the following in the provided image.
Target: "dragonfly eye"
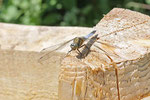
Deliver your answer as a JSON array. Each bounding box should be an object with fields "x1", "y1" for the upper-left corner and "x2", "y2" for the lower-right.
[{"x1": 70, "y1": 43, "x2": 77, "y2": 50}]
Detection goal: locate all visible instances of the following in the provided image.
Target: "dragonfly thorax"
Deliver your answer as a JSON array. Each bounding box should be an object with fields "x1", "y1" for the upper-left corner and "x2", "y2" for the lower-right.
[{"x1": 70, "y1": 37, "x2": 85, "y2": 50}]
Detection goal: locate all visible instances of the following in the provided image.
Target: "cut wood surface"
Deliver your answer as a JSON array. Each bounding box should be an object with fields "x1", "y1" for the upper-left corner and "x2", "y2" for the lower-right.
[{"x1": 59, "y1": 8, "x2": 150, "y2": 100}]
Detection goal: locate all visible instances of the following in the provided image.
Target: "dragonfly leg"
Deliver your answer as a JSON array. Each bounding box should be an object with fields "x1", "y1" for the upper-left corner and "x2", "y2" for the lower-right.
[
  {"x1": 64, "y1": 49, "x2": 72, "y2": 57},
  {"x1": 80, "y1": 44, "x2": 85, "y2": 48},
  {"x1": 77, "y1": 49, "x2": 81, "y2": 54},
  {"x1": 60, "y1": 49, "x2": 73, "y2": 61},
  {"x1": 80, "y1": 44, "x2": 90, "y2": 50},
  {"x1": 77, "y1": 48, "x2": 85, "y2": 58}
]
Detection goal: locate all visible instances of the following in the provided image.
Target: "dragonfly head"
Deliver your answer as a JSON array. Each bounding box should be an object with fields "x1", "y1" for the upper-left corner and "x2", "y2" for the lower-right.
[{"x1": 70, "y1": 43, "x2": 78, "y2": 50}]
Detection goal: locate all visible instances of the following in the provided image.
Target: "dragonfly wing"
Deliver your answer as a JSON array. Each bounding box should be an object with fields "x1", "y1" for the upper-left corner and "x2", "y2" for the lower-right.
[
  {"x1": 38, "y1": 38, "x2": 74, "y2": 62},
  {"x1": 96, "y1": 40, "x2": 121, "y2": 49},
  {"x1": 93, "y1": 44, "x2": 110, "y2": 56},
  {"x1": 95, "y1": 40, "x2": 121, "y2": 58},
  {"x1": 84, "y1": 30, "x2": 96, "y2": 39}
]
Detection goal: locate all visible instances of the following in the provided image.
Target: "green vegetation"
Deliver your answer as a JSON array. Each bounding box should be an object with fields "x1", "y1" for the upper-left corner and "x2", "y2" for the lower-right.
[{"x1": 0, "y1": 0, "x2": 149, "y2": 26}]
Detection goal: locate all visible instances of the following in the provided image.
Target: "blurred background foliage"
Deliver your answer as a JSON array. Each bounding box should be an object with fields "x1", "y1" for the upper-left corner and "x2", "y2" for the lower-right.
[{"x1": 0, "y1": 0, "x2": 150, "y2": 27}]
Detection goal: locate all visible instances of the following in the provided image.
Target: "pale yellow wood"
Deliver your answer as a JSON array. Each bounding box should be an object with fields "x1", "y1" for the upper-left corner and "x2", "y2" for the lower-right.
[
  {"x1": 0, "y1": 23, "x2": 92, "y2": 100},
  {"x1": 0, "y1": 8, "x2": 149, "y2": 100}
]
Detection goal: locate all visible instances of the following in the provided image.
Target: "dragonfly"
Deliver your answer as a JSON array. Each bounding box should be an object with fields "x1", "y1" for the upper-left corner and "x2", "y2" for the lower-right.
[
  {"x1": 38, "y1": 30, "x2": 100, "y2": 62},
  {"x1": 38, "y1": 29, "x2": 121, "y2": 63}
]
